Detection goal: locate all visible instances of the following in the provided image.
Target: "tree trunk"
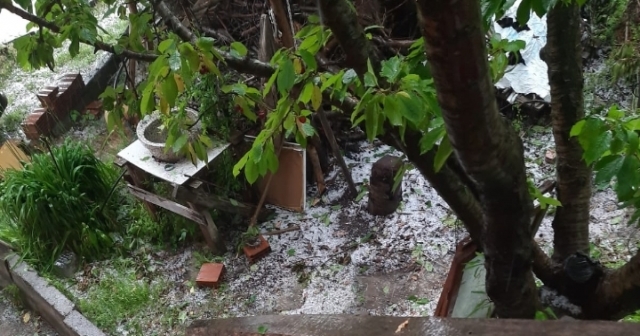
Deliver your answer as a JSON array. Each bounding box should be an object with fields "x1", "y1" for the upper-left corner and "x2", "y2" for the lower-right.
[
  {"x1": 543, "y1": 1, "x2": 591, "y2": 261},
  {"x1": 415, "y1": 0, "x2": 537, "y2": 318}
]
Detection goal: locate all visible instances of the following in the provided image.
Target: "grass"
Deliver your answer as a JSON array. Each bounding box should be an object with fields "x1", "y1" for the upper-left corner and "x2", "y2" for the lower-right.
[
  {"x1": 77, "y1": 258, "x2": 168, "y2": 334},
  {"x1": 0, "y1": 140, "x2": 122, "y2": 270}
]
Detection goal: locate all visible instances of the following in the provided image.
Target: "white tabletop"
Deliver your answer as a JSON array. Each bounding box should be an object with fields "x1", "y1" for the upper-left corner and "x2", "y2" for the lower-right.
[{"x1": 117, "y1": 139, "x2": 230, "y2": 186}]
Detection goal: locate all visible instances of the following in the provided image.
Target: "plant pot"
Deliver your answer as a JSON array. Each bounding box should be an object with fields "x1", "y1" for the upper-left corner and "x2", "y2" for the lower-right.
[
  {"x1": 136, "y1": 108, "x2": 201, "y2": 163},
  {"x1": 242, "y1": 235, "x2": 271, "y2": 263},
  {"x1": 196, "y1": 263, "x2": 225, "y2": 288}
]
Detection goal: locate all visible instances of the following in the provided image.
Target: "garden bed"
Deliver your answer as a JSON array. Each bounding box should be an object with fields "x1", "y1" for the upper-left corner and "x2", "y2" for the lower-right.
[{"x1": 12, "y1": 127, "x2": 633, "y2": 336}]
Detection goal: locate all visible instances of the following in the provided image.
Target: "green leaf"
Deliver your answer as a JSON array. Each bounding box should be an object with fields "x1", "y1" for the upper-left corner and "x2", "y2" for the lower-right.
[
  {"x1": 396, "y1": 92, "x2": 424, "y2": 125},
  {"x1": 140, "y1": 84, "x2": 155, "y2": 114},
  {"x1": 539, "y1": 195, "x2": 562, "y2": 207},
  {"x1": 178, "y1": 42, "x2": 200, "y2": 69},
  {"x1": 196, "y1": 37, "x2": 215, "y2": 52},
  {"x1": 277, "y1": 59, "x2": 296, "y2": 93},
  {"x1": 251, "y1": 145, "x2": 263, "y2": 163},
  {"x1": 594, "y1": 155, "x2": 624, "y2": 186},
  {"x1": 615, "y1": 155, "x2": 640, "y2": 200},
  {"x1": 233, "y1": 152, "x2": 250, "y2": 176},
  {"x1": 584, "y1": 131, "x2": 612, "y2": 165},
  {"x1": 298, "y1": 50, "x2": 317, "y2": 71},
  {"x1": 263, "y1": 70, "x2": 279, "y2": 97},
  {"x1": 628, "y1": 130, "x2": 639, "y2": 155},
  {"x1": 322, "y1": 71, "x2": 344, "y2": 91},
  {"x1": 364, "y1": 104, "x2": 379, "y2": 141},
  {"x1": 607, "y1": 105, "x2": 624, "y2": 120},
  {"x1": 168, "y1": 51, "x2": 181, "y2": 71},
  {"x1": 504, "y1": 40, "x2": 526, "y2": 52},
  {"x1": 342, "y1": 69, "x2": 358, "y2": 85},
  {"x1": 516, "y1": 0, "x2": 532, "y2": 25},
  {"x1": 301, "y1": 123, "x2": 316, "y2": 137},
  {"x1": 172, "y1": 134, "x2": 189, "y2": 153},
  {"x1": 384, "y1": 95, "x2": 402, "y2": 126},
  {"x1": 161, "y1": 76, "x2": 179, "y2": 107},
  {"x1": 420, "y1": 126, "x2": 446, "y2": 154},
  {"x1": 245, "y1": 160, "x2": 259, "y2": 184},
  {"x1": 311, "y1": 85, "x2": 322, "y2": 110},
  {"x1": 434, "y1": 136, "x2": 453, "y2": 172},
  {"x1": 266, "y1": 148, "x2": 279, "y2": 174},
  {"x1": 299, "y1": 82, "x2": 313, "y2": 103},
  {"x1": 230, "y1": 41, "x2": 248, "y2": 57},
  {"x1": 569, "y1": 119, "x2": 586, "y2": 137},
  {"x1": 158, "y1": 39, "x2": 175, "y2": 53},
  {"x1": 381, "y1": 57, "x2": 401, "y2": 82},
  {"x1": 625, "y1": 119, "x2": 640, "y2": 131}
]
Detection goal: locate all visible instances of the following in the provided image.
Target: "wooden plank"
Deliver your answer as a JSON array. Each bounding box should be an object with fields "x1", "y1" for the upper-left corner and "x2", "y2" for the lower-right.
[
  {"x1": 175, "y1": 186, "x2": 272, "y2": 221},
  {"x1": 127, "y1": 184, "x2": 205, "y2": 226},
  {"x1": 125, "y1": 163, "x2": 158, "y2": 221},
  {"x1": 186, "y1": 315, "x2": 640, "y2": 336},
  {"x1": 113, "y1": 156, "x2": 127, "y2": 168}
]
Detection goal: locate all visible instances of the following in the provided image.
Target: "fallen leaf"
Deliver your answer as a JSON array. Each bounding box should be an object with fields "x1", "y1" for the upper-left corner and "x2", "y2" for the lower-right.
[
  {"x1": 395, "y1": 319, "x2": 409, "y2": 333},
  {"x1": 23, "y1": 312, "x2": 31, "y2": 323},
  {"x1": 311, "y1": 198, "x2": 321, "y2": 206}
]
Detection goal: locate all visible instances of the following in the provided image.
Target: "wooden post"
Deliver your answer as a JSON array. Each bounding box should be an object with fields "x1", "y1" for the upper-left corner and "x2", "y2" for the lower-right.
[
  {"x1": 189, "y1": 203, "x2": 226, "y2": 256},
  {"x1": 125, "y1": 163, "x2": 158, "y2": 220},
  {"x1": 316, "y1": 107, "x2": 357, "y2": 197}
]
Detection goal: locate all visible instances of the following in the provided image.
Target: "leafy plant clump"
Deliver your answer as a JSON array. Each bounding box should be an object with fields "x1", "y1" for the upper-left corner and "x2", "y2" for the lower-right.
[{"x1": 0, "y1": 140, "x2": 121, "y2": 269}]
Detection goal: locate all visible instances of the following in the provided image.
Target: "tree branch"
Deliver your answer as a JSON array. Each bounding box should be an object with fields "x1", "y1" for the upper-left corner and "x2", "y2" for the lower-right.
[
  {"x1": 153, "y1": 0, "x2": 274, "y2": 78},
  {"x1": 1, "y1": 1, "x2": 276, "y2": 78},
  {"x1": 0, "y1": 1, "x2": 157, "y2": 62},
  {"x1": 318, "y1": 0, "x2": 381, "y2": 75},
  {"x1": 588, "y1": 250, "x2": 640, "y2": 319}
]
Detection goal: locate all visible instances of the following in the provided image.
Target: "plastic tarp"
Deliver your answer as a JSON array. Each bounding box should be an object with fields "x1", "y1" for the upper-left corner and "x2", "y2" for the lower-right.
[{"x1": 493, "y1": 0, "x2": 550, "y2": 103}]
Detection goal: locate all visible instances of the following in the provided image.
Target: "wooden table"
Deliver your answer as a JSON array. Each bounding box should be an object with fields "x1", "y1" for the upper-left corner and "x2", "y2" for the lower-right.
[{"x1": 115, "y1": 139, "x2": 265, "y2": 255}]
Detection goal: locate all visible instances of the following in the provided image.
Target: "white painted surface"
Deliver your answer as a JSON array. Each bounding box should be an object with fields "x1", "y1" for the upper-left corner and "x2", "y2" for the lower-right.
[{"x1": 117, "y1": 139, "x2": 230, "y2": 186}]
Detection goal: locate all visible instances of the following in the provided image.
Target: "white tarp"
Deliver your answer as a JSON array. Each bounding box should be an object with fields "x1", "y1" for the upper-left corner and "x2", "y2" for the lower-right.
[{"x1": 493, "y1": 0, "x2": 551, "y2": 102}]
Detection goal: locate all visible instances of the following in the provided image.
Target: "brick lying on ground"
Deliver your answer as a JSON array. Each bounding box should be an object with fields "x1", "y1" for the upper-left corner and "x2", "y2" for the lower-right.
[
  {"x1": 185, "y1": 314, "x2": 640, "y2": 336},
  {"x1": 0, "y1": 252, "x2": 106, "y2": 336}
]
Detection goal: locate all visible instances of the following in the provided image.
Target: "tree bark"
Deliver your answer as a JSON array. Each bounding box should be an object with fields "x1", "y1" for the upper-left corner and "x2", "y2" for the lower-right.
[
  {"x1": 586, "y1": 250, "x2": 640, "y2": 319},
  {"x1": 544, "y1": 1, "x2": 591, "y2": 261},
  {"x1": 416, "y1": 0, "x2": 537, "y2": 318},
  {"x1": 318, "y1": 0, "x2": 380, "y2": 75}
]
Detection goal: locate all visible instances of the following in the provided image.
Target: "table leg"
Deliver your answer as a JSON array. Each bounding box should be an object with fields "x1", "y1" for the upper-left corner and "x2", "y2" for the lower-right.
[{"x1": 125, "y1": 163, "x2": 158, "y2": 221}]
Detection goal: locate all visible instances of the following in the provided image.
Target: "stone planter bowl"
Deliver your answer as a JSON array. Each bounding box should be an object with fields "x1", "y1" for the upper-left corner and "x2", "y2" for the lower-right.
[{"x1": 136, "y1": 108, "x2": 201, "y2": 163}]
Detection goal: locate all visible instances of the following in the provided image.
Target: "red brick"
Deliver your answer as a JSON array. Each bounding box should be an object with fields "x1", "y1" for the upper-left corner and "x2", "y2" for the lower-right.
[
  {"x1": 36, "y1": 86, "x2": 59, "y2": 109},
  {"x1": 196, "y1": 263, "x2": 225, "y2": 288},
  {"x1": 242, "y1": 235, "x2": 271, "y2": 263},
  {"x1": 21, "y1": 109, "x2": 56, "y2": 140},
  {"x1": 52, "y1": 74, "x2": 85, "y2": 119}
]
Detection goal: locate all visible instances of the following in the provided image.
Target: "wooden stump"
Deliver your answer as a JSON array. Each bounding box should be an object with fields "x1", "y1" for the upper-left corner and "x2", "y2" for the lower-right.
[{"x1": 367, "y1": 155, "x2": 403, "y2": 216}]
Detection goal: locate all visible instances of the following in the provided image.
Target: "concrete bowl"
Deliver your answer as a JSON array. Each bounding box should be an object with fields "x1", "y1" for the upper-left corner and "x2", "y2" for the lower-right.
[{"x1": 136, "y1": 108, "x2": 201, "y2": 163}]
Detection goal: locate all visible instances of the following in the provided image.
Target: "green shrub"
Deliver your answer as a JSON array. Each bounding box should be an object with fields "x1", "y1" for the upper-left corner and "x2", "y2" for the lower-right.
[{"x1": 0, "y1": 140, "x2": 121, "y2": 269}]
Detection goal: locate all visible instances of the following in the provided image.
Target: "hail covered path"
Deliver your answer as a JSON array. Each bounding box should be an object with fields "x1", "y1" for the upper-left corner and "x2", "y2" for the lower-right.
[{"x1": 0, "y1": 294, "x2": 57, "y2": 336}]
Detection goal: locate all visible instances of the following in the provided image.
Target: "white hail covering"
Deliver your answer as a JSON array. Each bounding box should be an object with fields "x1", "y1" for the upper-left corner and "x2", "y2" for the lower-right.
[{"x1": 493, "y1": 0, "x2": 551, "y2": 103}]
